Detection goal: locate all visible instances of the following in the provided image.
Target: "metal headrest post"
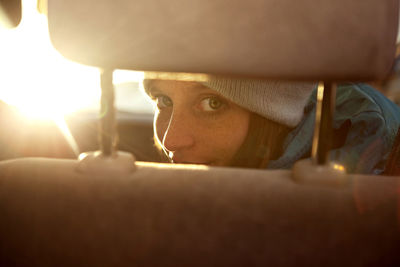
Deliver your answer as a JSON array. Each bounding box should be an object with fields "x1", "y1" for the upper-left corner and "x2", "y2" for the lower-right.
[
  {"x1": 76, "y1": 69, "x2": 136, "y2": 175},
  {"x1": 312, "y1": 82, "x2": 336, "y2": 165},
  {"x1": 292, "y1": 81, "x2": 347, "y2": 186},
  {"x1": 99, "y1": 69, "x2": 117, "y2": 156}
]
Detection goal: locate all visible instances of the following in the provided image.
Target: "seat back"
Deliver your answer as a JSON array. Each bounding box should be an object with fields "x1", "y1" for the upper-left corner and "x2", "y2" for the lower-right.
[{"x1": 1, "y1": 158, "x2": 400, "y2": 266}]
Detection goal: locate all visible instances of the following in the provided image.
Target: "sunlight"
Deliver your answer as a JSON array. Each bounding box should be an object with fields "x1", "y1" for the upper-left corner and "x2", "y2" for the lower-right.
[
  {"x1": 54, "y1": 116, "x2": 80, "y2": 157},
  {"x1": 113, "y1": 70, "x2": 145, "y2": 85},
  {"x1": 332, "y1": 163, "x2": 346, "y2": 172},
  {"x1": 0, "y1": 0, "x2": 151, "y2": 159},
  {"x1": 0, "y1": 0, "x2": 101, "y2": 120}
]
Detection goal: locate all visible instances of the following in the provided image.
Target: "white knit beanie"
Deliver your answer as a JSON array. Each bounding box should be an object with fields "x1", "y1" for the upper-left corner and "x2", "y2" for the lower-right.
[{"x1": 202, "y1": 78, "x2": 317, "y2": 127}]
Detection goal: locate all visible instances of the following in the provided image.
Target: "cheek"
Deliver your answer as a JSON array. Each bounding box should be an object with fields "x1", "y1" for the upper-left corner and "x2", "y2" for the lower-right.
[
  {"x1": 224, "y1": 113, "x2": 249, "y2": 151},
  {"x1": 208, "y1": 109, "x2": 250, "y2": 163}
]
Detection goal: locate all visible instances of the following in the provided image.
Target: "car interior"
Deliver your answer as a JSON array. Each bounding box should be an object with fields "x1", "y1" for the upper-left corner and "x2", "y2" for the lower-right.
[{"x1": 1, "y1": 0, "x2": 400, "y2": 266}]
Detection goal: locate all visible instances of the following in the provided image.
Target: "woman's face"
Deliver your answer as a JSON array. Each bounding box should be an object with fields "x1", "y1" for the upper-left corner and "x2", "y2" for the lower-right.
[{"x1": 146, "y1": 80, "x2": 250, "y2": 166}]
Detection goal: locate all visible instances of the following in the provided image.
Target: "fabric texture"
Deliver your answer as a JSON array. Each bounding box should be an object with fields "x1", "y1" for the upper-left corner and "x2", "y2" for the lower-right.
[
  {"x1": 202, "y1": 78, "x2": 316, "y2": 127},
  {"x1": 268, "y1": 83, "x2": 400, "y2": 174}
]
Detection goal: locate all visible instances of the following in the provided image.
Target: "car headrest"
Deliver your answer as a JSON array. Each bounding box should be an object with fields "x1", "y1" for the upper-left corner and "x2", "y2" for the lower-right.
[
  {"x1": 0, "y1": 0, "x2": 21, "y2": 29},
  {"x1": 47, "y1": 0, "x2": 399, "y2": 81}
]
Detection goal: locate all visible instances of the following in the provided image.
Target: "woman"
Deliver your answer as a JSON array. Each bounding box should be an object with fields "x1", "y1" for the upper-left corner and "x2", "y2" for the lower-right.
[{"x1": 143, "y1": 78, "x2": 400, "y2": 174}]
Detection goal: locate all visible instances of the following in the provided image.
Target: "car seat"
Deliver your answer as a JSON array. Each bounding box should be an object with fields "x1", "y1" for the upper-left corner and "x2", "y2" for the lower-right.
[{"x1": 0, "y1": 0, "x2": 399, "y2": 266}]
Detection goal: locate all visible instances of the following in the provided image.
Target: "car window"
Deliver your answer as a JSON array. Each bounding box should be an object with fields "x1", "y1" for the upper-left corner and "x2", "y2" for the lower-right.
[
  {"x1": 113, "y1": 70, "x2": 154, "y2": 116},
  {"x1": 0, "y1": 0, "x2": 154, "y2": 120},
  {"x1": 0, "y1": 0, "x2": 158, "y2": 161}
]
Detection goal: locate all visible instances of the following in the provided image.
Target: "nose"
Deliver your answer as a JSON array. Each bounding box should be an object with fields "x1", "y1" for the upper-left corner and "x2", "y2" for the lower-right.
[{"x1": 161, "y1": 110, "x2": 195, "y2": 154}]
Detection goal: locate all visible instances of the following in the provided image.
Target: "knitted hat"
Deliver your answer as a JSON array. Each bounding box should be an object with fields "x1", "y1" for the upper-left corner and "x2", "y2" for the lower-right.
[{"x1": 202, "y1": 78, "x2": 317, "y2": 127}]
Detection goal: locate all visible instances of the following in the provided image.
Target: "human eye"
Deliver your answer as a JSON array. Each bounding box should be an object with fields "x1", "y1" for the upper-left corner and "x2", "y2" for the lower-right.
[
  {"x1": 155, "y1": 95, "x2": 173, "y2": 109},
  {"x1": 199, "y1": 96, "x2": 225, "y2": 112}
]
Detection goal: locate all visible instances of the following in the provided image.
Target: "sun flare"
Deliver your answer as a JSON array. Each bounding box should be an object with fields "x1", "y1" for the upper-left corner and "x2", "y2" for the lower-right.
[
  {"x1": 0, "y1": 0, "x2": 147, "y2": 157},
  {"x1": 0, "y1": 0, "x2": 102, "y2": 120}
]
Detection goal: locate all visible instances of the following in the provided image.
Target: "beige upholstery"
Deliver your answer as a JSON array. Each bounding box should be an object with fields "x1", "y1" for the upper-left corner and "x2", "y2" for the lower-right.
[
  {"x1": 0, "y1": 158, "x2": 400, "y2": 266},
  {"x1": 48, "y1": 0, "x2": 398, "y2": 80},
  {"x1": 1, "y1": 0, "x2": 400, "y2": 266}
]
